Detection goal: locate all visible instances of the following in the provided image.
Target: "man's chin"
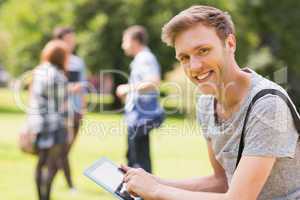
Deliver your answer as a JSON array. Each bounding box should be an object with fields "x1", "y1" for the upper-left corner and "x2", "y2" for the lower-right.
[
  {"x1": 125, "y1": 52, "x2": 134, "y2": 57},
  {"x1": 198, "y1": 86, "x2": 217, "y2": 96}
]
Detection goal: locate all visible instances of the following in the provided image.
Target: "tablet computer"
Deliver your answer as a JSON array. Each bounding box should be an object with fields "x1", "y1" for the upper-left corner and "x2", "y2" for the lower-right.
[{"x1": 84, "y1": 157, "x2": 138, "y2": 200}]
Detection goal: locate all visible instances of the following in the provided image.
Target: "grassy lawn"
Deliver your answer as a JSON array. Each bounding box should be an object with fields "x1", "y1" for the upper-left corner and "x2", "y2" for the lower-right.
[{"x1": 0, "y1": 88, "x2": 211, "y2": 200}]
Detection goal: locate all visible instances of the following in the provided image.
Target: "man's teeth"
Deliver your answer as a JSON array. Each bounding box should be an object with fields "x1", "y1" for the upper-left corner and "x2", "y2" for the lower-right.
[{"x1": 197, "y1": 72, "x2": 210, "y2": 80}]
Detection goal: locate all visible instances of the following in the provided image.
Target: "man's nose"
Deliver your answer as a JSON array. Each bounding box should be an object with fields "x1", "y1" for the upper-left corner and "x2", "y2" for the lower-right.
[
  {"x1": 121, "y1": 42, "x2": 125, "y2": 49},
  {"x1": 190, "y1": 56, "x2": 202, "y2": 71}
]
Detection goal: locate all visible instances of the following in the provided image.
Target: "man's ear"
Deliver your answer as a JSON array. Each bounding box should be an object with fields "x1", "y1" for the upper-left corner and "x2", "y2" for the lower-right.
[{"x1": 225, "y1": 34, "x2": 236, "y2": 53}]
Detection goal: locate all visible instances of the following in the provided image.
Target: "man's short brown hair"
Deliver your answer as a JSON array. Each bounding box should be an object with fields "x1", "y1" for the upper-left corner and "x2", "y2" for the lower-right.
[
  {"x1": 123, "y1": 25, "x2": 148, "y2": 45},
  {"x1": 161, "y1": 5, "x2": 235, "y2": 46},
  {"x1": 53, "y1": 26, "x2": 74, "y2": 39}
]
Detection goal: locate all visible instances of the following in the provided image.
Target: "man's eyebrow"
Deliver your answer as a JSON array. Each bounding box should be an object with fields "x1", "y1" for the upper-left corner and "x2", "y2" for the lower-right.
[
  {"x1": 176, "y1": 44, "x2": 210, "y2": 59},
  {"x1": 176, "y1": 52, "x2": 187, "y2": 60}
]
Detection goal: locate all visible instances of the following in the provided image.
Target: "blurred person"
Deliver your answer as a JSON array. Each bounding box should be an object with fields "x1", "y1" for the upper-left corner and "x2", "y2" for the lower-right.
[
  {"x1": 53, "y1": 26, "x2": 87, "y2": 190},
  {"x1": 117, "y1": 25, "x2": 164, "y2": 173},
  {"x1": 27, "y1": 40, "x2": 70, "y2": 200},
  {"x1": 120, "y1": 5, "x2": 300, "y2": 200}
]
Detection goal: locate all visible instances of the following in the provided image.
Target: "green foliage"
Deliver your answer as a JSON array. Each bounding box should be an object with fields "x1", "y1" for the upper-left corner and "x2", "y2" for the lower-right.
[
  {"x1": 0, "y1": 0, "x2": 78, "y2": 75},
  {"x1": 0, "y1": 0, "x2": 253, "y2": 77},
  {"x1": 72, "y1": 0, "x2": 257, "y2": 76},
  {"x1": 241, "y1": 0, "x2": 300, "y2": 70},
  {"x1": 0, "y1": 0, "x2": 299, "y2": 83}
]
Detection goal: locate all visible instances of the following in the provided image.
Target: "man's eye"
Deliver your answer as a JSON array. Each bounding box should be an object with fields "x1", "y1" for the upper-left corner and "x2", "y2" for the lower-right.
[
  {"x1": 179, "y1": 56, "x2": 189, "y2": 64},
  {"x1": 198, "y1": 48, "x2": 209, "y2": 55}
]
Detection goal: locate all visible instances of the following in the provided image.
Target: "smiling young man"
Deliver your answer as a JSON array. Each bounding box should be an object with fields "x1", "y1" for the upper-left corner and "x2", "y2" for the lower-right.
[{"x1": 121, "y1": 5, "x2": 300, "y2": 200}]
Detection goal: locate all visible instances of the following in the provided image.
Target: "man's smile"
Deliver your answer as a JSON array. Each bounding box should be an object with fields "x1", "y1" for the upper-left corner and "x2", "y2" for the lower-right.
[{"x1": 193, "y1": 70, "x2": 214, "y2": 83}]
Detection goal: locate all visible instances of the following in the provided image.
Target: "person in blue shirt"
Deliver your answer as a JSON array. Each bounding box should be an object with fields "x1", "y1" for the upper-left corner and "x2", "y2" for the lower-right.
[
  {"x1": 117, "y1": 25, "x2": 164, "y2": 173},
  {"x1": 53, "y1": 26, "x2": 87, "y2": 191}
]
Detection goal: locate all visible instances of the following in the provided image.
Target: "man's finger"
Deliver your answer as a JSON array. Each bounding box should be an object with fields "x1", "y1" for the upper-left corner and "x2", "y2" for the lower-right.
[
  {"x1": 125, "y1": 176, "x2": 139, "y2": 197},
  {"x1": 119, "y1": 164, "x2": 131, "y2": 173},
  {"x1": 123, "y1": 171, "x2": 136, "y2": 183},
  {"x1": 123, "y1": 168, "x2": 139, "y2": 183}
]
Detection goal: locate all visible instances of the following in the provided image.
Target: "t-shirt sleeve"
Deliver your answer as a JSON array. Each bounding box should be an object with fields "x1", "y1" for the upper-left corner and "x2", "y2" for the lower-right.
[
  {"x1": 243, "y1": 94, "x2": 299, "y2": 158},
  {"x1": 138, "y1": 55, "x2": 161, "y2": 81}
]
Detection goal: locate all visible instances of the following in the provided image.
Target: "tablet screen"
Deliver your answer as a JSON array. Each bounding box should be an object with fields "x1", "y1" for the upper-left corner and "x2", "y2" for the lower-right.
[
  {"x1": 90, "y1": 161, "x2": 123, "y2": 192},
  {"x1": 84, "y1": 157, "x2": 137, "y2": 200}
]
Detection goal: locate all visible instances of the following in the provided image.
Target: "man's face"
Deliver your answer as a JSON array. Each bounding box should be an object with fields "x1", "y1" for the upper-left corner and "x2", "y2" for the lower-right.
[
  {"x1": 174, "y1": 23, "x2": 232, "y2": 95},
  {"x1": 62, "y1": 32, "x2": 76, "y2": 53},
  {"x1": 122, "y1": 33, "x2": 137, "y2": 57}
]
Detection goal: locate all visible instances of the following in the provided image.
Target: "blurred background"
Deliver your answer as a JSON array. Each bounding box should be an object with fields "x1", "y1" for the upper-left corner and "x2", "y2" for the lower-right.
[{"x1": 0, "y1": 0, "x2": 299, "y2": 199}]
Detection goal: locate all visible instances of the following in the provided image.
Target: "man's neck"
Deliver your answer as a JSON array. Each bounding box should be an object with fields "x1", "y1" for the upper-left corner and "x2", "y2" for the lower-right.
[
  {"x1": 133, "y1": 45, "x2": 146, "y2": 57},
  {"x1": 216, "y1": 65, "x2": 251, "y2": 115}
]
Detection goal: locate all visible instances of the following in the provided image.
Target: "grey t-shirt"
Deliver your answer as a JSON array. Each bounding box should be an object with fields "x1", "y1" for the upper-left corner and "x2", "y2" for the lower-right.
[{"x1": 197, "y1": 69, "x2": 300, "y2": 200}]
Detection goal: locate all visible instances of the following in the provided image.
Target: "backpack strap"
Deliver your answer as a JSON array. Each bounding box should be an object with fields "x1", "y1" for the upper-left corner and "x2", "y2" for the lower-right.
[{"x1": 235, "y1": 89, "x2": 300, "y2": 170}]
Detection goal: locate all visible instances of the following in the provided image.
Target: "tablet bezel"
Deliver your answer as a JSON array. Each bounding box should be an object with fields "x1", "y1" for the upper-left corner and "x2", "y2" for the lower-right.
[{"x1": 84, "y1": 157, "x2": 125, "y2": 200}]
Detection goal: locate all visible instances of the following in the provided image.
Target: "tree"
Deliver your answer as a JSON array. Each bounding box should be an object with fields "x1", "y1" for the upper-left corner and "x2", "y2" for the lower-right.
[
  {"x1": 2, "y1": 0, "x2": 298, "y2": 110},
  {"x1": 240, "y1": 0, "x2": 300, "y2": 108},
  {"x1": 0, "y1": 0, "x2": 78, "y2": 75},
  {"x1": 71, "y1": 0, "x2": 254, "y2": 109}
]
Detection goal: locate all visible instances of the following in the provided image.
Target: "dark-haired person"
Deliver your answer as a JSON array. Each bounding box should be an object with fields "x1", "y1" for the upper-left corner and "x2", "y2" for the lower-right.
[
  {"x1": 28, "y1": 40, "x2": 70, "y2": 200},
  {"x1": 116, "y1": 25, "x2": 164, "y2": 173},
  {"x1": 121, "y1": 5, "x2": 300, "y2": 200},
  {"x1": 53, "y1": 26, "x2": 87, "y2": 191}
]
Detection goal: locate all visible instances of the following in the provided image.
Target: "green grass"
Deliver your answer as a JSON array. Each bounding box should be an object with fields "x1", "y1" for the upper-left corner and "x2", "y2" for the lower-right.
[{"x1": 0, "y1": 88, "x2": 211, "y2": 200}]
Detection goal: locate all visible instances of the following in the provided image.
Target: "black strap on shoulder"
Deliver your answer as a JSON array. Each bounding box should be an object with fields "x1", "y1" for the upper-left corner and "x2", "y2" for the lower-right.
[{"x1": 235, "y1": 89, "x2": 300, "y2": 170}]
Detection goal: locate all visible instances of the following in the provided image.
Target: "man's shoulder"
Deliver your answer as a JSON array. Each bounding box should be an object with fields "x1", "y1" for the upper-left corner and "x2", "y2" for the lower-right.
[
  {"x1": 243, "y1": 68, "x2": 288, "y2": 103},
  {"x1": 69, "y1": 54, "x2": 85, "y2": 70},
  {"x1": 247, "y1": 75, "x2": 295, "y2": 125},
  {"x1": 70, "y1": 54, "x2": 84, "y2": 62},
  {"x1": 136, "y1": 48, "x2": 157, "y2": 62}
]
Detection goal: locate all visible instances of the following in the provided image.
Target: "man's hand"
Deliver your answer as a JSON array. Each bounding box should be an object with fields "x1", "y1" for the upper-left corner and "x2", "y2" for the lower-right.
[
  {"x1": 121, "y1": 165, "x2": 160, "y2": 200},
  {"x1": 116, "y1": 84, "x2": 130, "y2": 99},
  {"x1": 69, "y1": 83, "x2": 82, "y2": 93}
]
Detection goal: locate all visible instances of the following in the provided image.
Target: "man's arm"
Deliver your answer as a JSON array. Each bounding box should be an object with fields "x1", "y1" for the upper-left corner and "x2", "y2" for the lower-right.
[
  {"x1": 135, "y1": 76, "x2": 160, "y2": 93},
  {"x1": 124, "y1": 153, "x2": 276, "y2": 200},
  {"x1": 155, "y1": 141, "x2": 228, "y2": 193},
  {"x1": 152, "y1": 156, "x2": 275, "y2": 200},
  {"x1": 116, "y1": 76, "x2": 160, "y2": 99}
]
